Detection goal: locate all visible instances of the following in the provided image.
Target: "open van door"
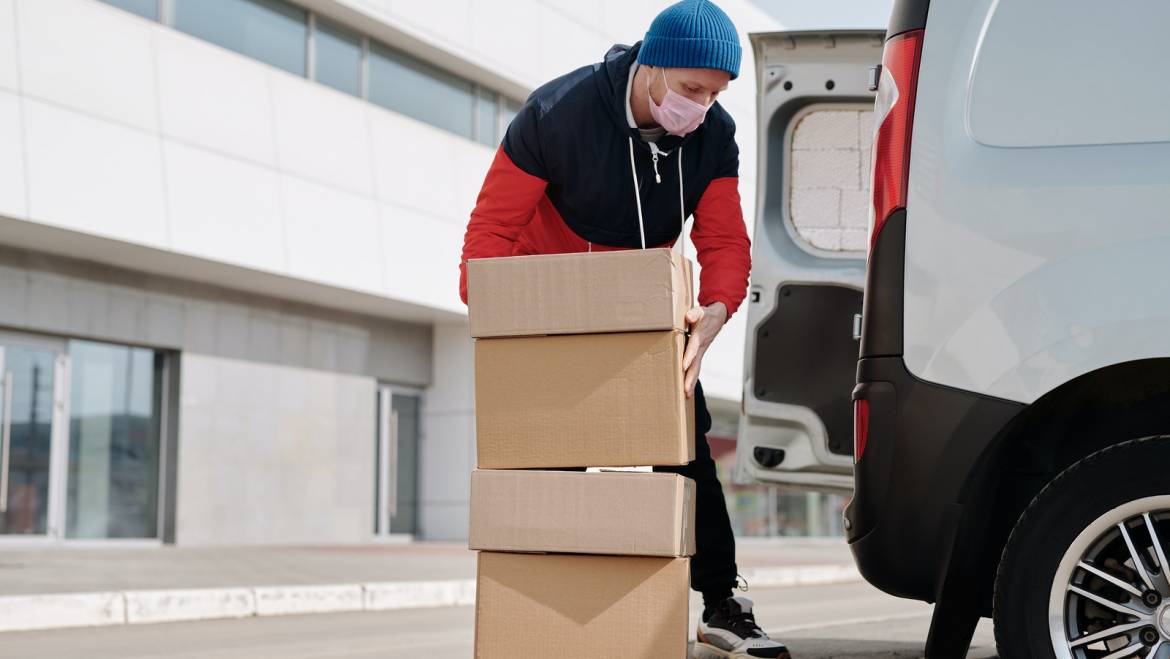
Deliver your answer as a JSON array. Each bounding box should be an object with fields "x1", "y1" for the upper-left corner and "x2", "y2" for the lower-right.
[{"x1": 735, "y1": 30, "x2": 884, "y2": 493}]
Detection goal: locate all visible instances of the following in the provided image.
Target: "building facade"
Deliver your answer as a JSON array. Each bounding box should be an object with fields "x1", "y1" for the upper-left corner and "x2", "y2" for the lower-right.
[{"x1": 0, "y1": 0, "x2": 881, "y2": 545}]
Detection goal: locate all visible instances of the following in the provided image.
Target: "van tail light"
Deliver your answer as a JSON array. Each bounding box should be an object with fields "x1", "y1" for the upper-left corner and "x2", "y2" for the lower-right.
[
  {"x1": 868, "y1": 29, "x2": 924, "y2": 250},
  {"x1": 853, "y1": 398, "x2": 870, "y2": 463}
]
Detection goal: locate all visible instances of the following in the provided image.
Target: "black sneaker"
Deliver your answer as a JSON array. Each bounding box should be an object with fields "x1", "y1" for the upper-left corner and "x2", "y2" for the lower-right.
[{"x1": 693, "y1": 596, "x2": 791, "y2": 659}]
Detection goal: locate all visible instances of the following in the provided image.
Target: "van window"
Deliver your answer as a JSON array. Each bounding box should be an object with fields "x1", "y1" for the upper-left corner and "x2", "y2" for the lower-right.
[
  {"x1": 968, "y1": 0, "x2": 1170, "y2": 148},
  {"x1": 789, "y1": 107, "x2": 874, "y2": 253}
]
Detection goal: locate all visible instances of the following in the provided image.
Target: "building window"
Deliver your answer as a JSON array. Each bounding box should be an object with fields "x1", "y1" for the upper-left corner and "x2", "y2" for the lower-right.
[
  {"x1": 0, "y1": 339, "x2": 56, "y2": 536},
  {"x1": 499, "y1": 98, "x2": 522, "y2": 141},
  {"x1": 96, "y1": 0, "x2": 525, "y2": 146},
  {"x1": 313, "y1": 18, "x2": 362, "y2": 97},
  {"x1": 475, "y1": 87, "x2": 499, "y2": 146},
  {"x1": 369, "y1": 43, "x2": 475, "y2": 140},
  {"x1": 65, "y1": 340, "x2": 166, "y2": 539},
  {"x1": 375, "y1": 386, "x2": 420, "y2": 537},
  {"x1": 172, "y1": 0, "x2": 308, "y2": 77},
  {"x1": 0, "y1": 333, "x2": 168, "y2": 540},
  {"x1": 98, "y1": 0, "x2": 158, "y2": 20}
]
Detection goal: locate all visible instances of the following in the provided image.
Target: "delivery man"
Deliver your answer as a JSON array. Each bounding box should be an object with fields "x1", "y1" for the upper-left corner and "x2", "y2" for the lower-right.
[{"x1": 459, "y1": 1, "x2": 788, "y2": 657}]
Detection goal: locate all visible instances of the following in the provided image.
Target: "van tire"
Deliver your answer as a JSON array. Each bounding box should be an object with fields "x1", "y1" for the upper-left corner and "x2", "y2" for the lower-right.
[{"x1": 993, "y1": 436, "x2": 1170, "y2": 659}]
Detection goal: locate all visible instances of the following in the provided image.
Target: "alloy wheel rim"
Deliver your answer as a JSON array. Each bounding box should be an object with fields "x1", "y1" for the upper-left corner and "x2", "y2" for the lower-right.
[{"x1": 1050, "y1": 496, "x2": 1170, "y2": 659}]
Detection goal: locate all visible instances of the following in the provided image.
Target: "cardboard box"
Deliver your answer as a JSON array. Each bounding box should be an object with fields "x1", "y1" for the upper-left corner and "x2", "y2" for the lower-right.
[
  {"x1": 467, "y1": 249, "x2": 693, "y2": 338},
  {"x1": 474, "y1": 552, "x2": 689, "y2": 659},
  {"x1": 475, "y1": 330, "x2": 695, "y2": 469},
  {"x1": 469, "y1": 470, "x2": 696, "y2": 557}
]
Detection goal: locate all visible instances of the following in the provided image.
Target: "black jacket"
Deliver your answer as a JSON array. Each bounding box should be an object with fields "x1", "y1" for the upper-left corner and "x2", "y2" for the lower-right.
[{"x1": 501, "y1": 42, "x2": 741, "y2": 249}]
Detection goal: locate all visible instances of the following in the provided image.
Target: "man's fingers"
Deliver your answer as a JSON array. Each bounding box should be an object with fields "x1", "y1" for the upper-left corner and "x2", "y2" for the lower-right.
[
  {"x1": 685, "y1": 306, "x2": 704, "y2": 325},
  {"x1": 683, "y1": 345, "x2": 707, "y2": 398},
  {"x1": 682, "y1": 336, "x2": 699, "y2": 371}
]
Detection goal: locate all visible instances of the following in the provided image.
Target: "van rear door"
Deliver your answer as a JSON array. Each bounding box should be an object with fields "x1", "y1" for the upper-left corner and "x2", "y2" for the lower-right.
[{"x1": 735, "y1": 30, "x2": 883, "y2": 493}]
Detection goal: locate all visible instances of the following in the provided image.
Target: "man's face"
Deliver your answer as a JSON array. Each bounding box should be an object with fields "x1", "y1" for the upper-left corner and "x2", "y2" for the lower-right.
[{"x1": 649, "y1": 66, "x2": 731, "y2": 107}]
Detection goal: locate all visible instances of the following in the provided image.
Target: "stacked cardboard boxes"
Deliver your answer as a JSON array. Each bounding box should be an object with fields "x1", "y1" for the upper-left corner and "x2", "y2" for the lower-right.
[{"x1": 467, "y1": 248, "x2": 698, "y2": 658}]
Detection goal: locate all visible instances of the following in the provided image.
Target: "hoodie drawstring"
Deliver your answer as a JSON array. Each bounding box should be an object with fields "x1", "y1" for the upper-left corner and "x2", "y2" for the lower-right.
[
  {"x1": 676, "y1": 146, "x2": 684, "y2": 252},
  {"x1": 627, "y1": 137, "x2": 686, "y2": 258},
  {"x1": 627, "y1": 137, "x2": 648, "y2": 249}
]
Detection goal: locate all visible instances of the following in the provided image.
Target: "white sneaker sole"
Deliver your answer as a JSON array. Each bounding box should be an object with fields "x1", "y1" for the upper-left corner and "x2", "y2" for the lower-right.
[
  {"x1": 692, "y1": 641, "x2": 733, "y2": 659},
  {"x1": 692, "y1": 641, "x2": 791, "y2": 659}
]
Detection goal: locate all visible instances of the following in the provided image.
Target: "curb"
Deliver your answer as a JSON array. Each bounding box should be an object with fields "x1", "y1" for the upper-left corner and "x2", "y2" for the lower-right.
[{"x1": 0, "y1": 565, "x2": 858, "y2": 634}]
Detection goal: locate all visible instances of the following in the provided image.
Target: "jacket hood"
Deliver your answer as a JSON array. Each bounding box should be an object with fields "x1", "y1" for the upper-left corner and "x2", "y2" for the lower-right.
[{"x1": 594, "y1": 42, "x2": 687, "y2": 152}]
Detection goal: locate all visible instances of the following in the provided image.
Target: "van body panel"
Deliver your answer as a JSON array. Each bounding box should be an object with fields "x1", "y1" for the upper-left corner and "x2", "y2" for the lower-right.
[
  {"x1": 902, "y1": 0, "x2": 1170, "y2": 404},
  {"x1": 847, "y1": 212, "x2": 1026, "y2": 605}
]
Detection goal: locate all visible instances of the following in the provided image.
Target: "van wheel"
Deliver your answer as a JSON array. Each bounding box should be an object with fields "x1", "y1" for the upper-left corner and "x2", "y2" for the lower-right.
[{"x1": 994, "y1": 436, "x2": 1170, "y2": 659}]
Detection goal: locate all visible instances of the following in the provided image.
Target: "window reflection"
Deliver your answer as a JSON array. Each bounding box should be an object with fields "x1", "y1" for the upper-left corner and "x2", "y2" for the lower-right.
[
  {"x1": 475, "y1": 87, "x2": 499, "y2": 146},
  {"x1": 0, "y1": 346, "x2": 55, "y2": 535},
  {"x1": 66, "y1": 341, "x2": 164, "y2": 539},
  {"x1": 369, "y1": 43, "x2": 474, "y2": 139},
  {"x1": 499, "y1": 98, "x2": 522, "y2": 140},
  {"x1": 174, "y1": 0, "x2": 308, "y2": 76},
  {"x1": 98, "y1": 0, "x2": 158, "y2": 21},
  {"x1": 314, "y1": 20, "x2": 362, "y2": 97}
]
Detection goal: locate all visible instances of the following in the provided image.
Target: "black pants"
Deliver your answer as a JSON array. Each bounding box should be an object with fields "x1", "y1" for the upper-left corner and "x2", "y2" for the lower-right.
[{"x1": 655, "y1": 381, "x2": 738, "y2": 600}]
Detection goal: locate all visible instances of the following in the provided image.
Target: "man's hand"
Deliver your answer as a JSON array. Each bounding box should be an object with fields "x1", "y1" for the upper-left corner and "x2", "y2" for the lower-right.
[{"x1": 682, "y1": 302, "x2": 728, "y2": 398}]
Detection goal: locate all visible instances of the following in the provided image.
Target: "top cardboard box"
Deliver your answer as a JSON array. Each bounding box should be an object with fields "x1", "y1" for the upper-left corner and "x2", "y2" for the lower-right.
[{"x1": 467, "y1": 249, "x2": 693, "y2": 338}]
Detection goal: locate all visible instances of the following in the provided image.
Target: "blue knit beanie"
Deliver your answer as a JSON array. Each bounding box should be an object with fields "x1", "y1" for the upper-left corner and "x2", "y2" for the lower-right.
[{"x1": 637, "y1": 0, "x2": 742, "y2": 80}]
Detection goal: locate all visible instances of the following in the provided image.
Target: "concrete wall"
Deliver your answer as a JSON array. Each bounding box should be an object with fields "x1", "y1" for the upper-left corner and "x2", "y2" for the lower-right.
[
  {"x1": 0, "y1": 245, "x2": 429, "y2": 545},
  {"x1": 0, "y1": 245, "x2": 432, "y2": 386},
  {"x1": 175, "y1": 353, "x2": 377, "y2": 545},
  {"x1": 418, "y1": 322, "x2": 476, "y2": 540}
]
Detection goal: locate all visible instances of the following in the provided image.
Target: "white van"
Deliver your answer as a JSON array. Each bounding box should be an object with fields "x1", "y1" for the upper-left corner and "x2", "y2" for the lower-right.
[{"x1": 737, "y1": 1, "x2": 1170, "y2": 656}]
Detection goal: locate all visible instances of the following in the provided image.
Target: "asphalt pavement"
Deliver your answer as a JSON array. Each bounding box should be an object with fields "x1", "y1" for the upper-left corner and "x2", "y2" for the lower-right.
[{"x1": 1, "y1": 580, "x2": 999, "y2": 658}]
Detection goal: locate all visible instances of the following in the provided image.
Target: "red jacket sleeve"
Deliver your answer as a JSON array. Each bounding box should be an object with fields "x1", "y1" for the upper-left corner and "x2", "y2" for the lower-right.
[
  {"x1": 691, "y1": 176, "x2": 751, "y2": 318},
  {"x1": 459, "y1": 146, "x2": 548, "y2": 304}
]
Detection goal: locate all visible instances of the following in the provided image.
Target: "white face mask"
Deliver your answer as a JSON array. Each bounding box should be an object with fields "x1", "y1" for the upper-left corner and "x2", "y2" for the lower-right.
[{"x1": 647, "y1": 68, "x2": 711, "y2": 136}]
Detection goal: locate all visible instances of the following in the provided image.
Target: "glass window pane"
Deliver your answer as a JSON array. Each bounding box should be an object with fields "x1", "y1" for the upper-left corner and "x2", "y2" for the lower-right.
[
  {"x1": 368, "y1": 43, "x2": 473, "y2": 139},
  {"x1": 475, "y1": 87, "x2": 498, "y2": 146},
  {"x1": 66, "y1": 341, "x2": 163, "y2": 539},
  {"x1": 389, "y1": 393, "x2": 419, "y2": 535},
  {"x1": 97, "y1": 0, "x2": 159, "y2": 20},
  {"x1": 374, "y1": 389, "x2": 420, "y2": 536},
  {"x1": 174, "y1": 0, "x2": 307, "y2": 77},
  {"x1": 314, "y1": 20, "x2": 361, "y2": 96},
  {"x1": 499, "y1": 98, "x2": 522, "y2": 140}
]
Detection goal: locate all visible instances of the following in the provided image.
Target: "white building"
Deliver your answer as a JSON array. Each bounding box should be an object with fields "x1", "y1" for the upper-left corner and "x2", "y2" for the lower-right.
[{"x1": 0, "y1": 0, "x2": 886, "y2": 545}]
